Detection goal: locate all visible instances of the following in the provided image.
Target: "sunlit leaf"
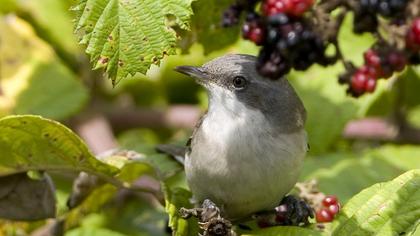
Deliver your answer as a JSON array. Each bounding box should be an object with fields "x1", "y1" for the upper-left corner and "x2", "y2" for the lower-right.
[
  {"x1": 332, "y1": 169, "x2": 420, "y2": 236},
  {"x1": 72, "y1": 0, "x2": 194, "y2": 84},
  {"x1": 0, "y1": 115, "x2": 118, "y2": 177}
]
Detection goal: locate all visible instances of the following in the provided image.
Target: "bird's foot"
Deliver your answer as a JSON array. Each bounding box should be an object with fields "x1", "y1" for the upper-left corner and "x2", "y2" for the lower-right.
[
  {"x1": 179, "y1": 199, "x2": 236, "y2": 236},
  {"x1": 254, "y1": 195, "x2": 314, "y2": 227}
]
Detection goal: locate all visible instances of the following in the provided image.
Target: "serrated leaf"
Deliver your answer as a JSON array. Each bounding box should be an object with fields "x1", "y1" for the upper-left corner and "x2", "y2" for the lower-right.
[
  {"x1": 0, "y1": 115, "x2": 118, "y2": 177},
  {"x1": 72, "y1": 0, "x2": 194, "y2": 84},
  {"x1": 242, "y1": 226, "x2": 323, "y2": 236},
  {"x1": 332, "y1": 169, "x2": 420, "y2": 236}
]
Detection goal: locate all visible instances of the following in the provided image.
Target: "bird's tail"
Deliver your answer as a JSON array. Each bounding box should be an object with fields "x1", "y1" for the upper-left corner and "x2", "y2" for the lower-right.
[{"x1": 155, "y1": 144, "x2": 186, "y2": 166}]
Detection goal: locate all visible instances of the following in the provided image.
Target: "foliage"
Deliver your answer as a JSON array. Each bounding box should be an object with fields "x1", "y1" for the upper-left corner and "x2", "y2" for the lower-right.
[
  {"x1": 72, "y1": 0, "x2": 194, "y2": 84},
  {"x1": 0, "y1": 0, "x2": 420, "y2": 236}
]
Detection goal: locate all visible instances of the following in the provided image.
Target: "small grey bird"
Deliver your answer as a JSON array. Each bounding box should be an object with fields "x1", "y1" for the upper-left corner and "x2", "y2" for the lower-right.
[{"x1": 160, "y1": 54, "x2": 308, "y2": 221}]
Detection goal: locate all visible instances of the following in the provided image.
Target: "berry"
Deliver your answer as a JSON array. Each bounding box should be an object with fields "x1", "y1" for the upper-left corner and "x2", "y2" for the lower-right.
[
  {"x1": 351, "y1": 70, "x2": 369, "y2": 93},
  {"x1": 322, "y1": 195, "x2": 338, "y2": 207},
  {"x1": 243, "y1": 23, "x2": 265, "y2": 45},
  {"x1": 364, "y1": 49, "x2": 381, "y2": 68},
  {"x1": 365, "y1": 78, "x2": 377, "y2": 92},
  {"x1": 262, "y1": 0, "x2": 292, "y2": 16},
  {"x1": 406, "y1": 19, "x2": 420, "y2": 50},
  {"x1": 327, "y1": 204, "x2": 340, "y2": 215},
  {"x1": 387, "y1": 51, "x2": 407, "y2": 72},
  {"x1": 316, "y1": 209, "x2": 333, "y2": 223},
  {"x1": 289, "y1": 0, "x2": 315, "y2": 17}
]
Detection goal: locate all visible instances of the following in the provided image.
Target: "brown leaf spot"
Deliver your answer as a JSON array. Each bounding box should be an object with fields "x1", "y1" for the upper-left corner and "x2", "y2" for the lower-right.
[
  {"x1": 140, "y1": 56, "x2": 145, "y2": 61},
  {"x1": 143, "y1": 37, "x2": 148, "y2": 41},
  {"x1": 108, "y1": 35, "x2": 113, "y2": 41},
  {"x1": 118, "y1": 60, "x2": 124, "y2": 67},
  {"x1": 100, "y1": 57, "x2": 109, "y2": 64}
]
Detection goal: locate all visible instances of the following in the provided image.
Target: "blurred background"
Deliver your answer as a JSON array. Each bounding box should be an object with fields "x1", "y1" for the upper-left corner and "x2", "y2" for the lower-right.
[{"x1": 0, "y1": 0, "x2": 419, "y2": 235}]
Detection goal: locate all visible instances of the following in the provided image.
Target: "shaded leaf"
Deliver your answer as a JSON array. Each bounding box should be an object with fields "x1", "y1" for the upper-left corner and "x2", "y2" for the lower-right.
[
  {"x1": 181, "y1": 0, "x2": 240, "y2": 54},
  {"x1": 66, "y1": 227, "x2": 127, "y2": 236},
  {"x1": 17, "y1": 0, "x2": 81, "y2": 58},
  {"x1": 72, "y1": 0, "x2": 194, "y2": 84},
  {"x1": 332, "y1": 169, "x2": 420, "y2": 236},
  {"x1": 0, "y1": 173, "x2": 56, "y2": 221},
  {"x1": 0, "y1": 15, "x2": 88, "y2": 120}
]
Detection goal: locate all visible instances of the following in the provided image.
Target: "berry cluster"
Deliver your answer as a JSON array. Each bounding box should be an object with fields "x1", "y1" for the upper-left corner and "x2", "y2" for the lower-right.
[
  {"x1": 315, "y1": 195, "x2": 340, "y2": 223},
  {"x1": 353, "y1": 0, "x2": 409, "y2": 34},
  {"x1": 341, "y1": 47, "x2": 407, "y2": 96},
  {"x1": 262, "y1": 0, "x2": 315, "y2": 17},
  {"x1": 240, "y1": 0, "x2": 333, "y2": 79},
  {"x1": 222, "y1": 0, "x2": 420, "y2": 97}
]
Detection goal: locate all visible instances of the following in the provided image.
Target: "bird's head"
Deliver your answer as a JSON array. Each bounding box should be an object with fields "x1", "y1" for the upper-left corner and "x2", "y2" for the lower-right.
[{"x1": 175, "y1": 54, "x2": 306, "y2": 132}]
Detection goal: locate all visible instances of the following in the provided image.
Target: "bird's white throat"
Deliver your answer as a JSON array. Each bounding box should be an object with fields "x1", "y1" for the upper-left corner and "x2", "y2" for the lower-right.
[{"x1": 185, "y1": 86, "x2": 308, "y2": 219}]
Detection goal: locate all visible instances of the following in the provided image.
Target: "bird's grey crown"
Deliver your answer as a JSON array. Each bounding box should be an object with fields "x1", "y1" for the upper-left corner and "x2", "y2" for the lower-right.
[{"x1": 199, "y1": 54, "x2": 306, "y2": 133}]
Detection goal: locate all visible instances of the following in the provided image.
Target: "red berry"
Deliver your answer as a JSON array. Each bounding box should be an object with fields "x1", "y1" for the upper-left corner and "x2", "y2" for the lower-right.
[
  {"x1": 351, "y1": 70, "x2": 368, "y2": 93},
  {"x1": 388, "y1": 51, "x2": 407, "y2": 72},
  {"x1": 322, "y1": 195, "x2": 338, "y2": 207},
  {"x1": 406, "y1": 19, "x2": 420, "y2": 50},
  {"x1": 360, "y1": 65, "x2": 380, "y2": 78},
  {"x1": 249, "y1": 27, "x2": 265, "y2": 45},
  {"x1": 288, "y1": 0, "x2": 315, "y2": 17},
  {"x1": 365, "y1": 78, "x2": 377, "y2": 93},
  {"x1": 411, "y1": 18, "x2": 420, "y2": 39},
  {"x1": 316, "y1": 209, "x2": 333, "y2": 223},
  {"x1": 262, "y1": 0, "x2": 292, "y2": 16},
  {"x1": 327, "y1": 204, "x2": 340, "y2": 215},
  {"x1": 364, "y1": 49, "x2": 381, "y2": 68}
]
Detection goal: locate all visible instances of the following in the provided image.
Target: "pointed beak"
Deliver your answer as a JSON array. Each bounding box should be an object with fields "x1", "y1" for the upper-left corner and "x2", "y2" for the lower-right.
[{"x1": 174, "y1": 66, "x2": 209, "y2": 81}]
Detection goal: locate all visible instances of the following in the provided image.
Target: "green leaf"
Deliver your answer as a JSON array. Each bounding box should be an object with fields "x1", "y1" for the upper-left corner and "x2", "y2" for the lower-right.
[
  {"x1": 181, "y1": 0, "x2": 240, "y2": 54},
  {"x1": 163, "y1": 184, "x2": 198, "y2": 236},
  {"x1": 72, "y1": 0, "x2": 194, "y2": 84},
  {"x1": 0, "y1": 16, "x2": 88, "y2": 120},
  {"x1": 66, "y1": 227, "x2": 128, "y2": 236},
  {"x1": 301, "y1": 145, "x2": 420, "y2": 203},
  {"x1": 17, "y1": 0, "x2": 81, "y2": 59},
  {"x1": 0, "y1": 115, "x2": 118, "y2": 177},
  {"x1": 332, "y1": 169, "x2": 420, "y2": 236},
  {"x1": 242, "y1": 226, "x2": 323, "y2": 236}
]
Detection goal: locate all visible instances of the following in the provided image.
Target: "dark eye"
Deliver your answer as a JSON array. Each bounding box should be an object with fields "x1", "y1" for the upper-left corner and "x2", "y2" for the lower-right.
[{"x1": 232, "y1": 76, "x2": 247, "y2": 89}]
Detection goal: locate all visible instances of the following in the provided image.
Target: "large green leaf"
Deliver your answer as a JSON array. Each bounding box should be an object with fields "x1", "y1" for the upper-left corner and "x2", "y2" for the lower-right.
[
  {"x1": 332, "y1": 169, "x2": 420, "y2": 236},
  {"x1": 0, "y1": 115, "x2": 117, "y2": 177},
  {"x1": 72, "y1": 0, "x2": 194, "y2": 84},
  {"x1": 0, "y1": 16, "x2": 88, "y2": 120}
]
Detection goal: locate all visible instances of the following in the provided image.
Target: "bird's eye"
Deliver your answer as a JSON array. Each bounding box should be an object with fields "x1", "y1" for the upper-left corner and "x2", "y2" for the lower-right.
[{"x1": 232, "y1": 76, "x2": 247, "y2": 89}]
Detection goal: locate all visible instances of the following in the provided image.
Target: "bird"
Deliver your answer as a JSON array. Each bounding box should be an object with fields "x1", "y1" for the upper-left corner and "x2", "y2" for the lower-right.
[{"x1": 158, "y1": 54, "x2": 308, "y2": 222}]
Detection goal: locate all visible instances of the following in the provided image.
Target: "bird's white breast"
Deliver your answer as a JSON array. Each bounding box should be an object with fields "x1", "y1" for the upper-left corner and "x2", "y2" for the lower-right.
[{"x1": 185, "y1": 89, "x2": 307, "y2": 220}]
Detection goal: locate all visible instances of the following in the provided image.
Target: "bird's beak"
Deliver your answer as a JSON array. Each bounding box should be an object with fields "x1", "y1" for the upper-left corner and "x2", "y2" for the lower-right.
[{"x1": 174, "y1": 66, "x2": 210, "y2": 84}]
